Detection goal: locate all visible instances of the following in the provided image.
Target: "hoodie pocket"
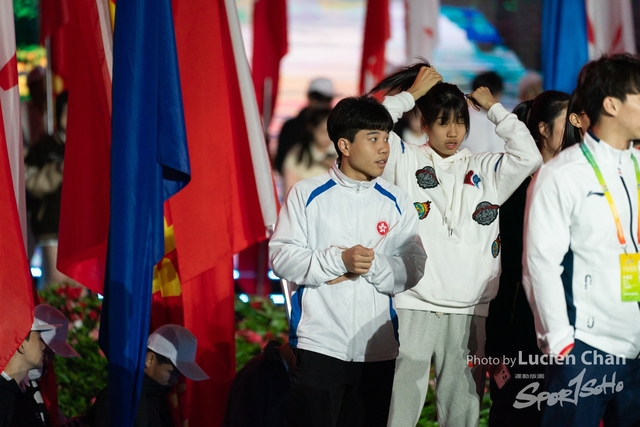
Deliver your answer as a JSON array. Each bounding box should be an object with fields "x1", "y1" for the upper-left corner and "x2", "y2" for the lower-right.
[{"x1": 421, "y1": 238, "x2": 498, "y2": 307}]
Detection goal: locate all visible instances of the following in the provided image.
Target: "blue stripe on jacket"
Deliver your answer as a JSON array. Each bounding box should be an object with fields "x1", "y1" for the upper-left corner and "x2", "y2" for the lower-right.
[
  {"x1": 374, "y1": 183, "x2": 402, "y2": 214},
  {"x1": 306, "y1": 179, "x2": 336, "y2": 207},
  {"x1": 289, "y1": 286, "x2": 305, "y2": 347}
]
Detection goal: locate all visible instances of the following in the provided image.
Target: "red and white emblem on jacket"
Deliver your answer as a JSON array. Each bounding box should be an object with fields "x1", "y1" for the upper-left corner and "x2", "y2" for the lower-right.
[{"x1": 376, "y1": 221, "x2": 390, "y2": 236}]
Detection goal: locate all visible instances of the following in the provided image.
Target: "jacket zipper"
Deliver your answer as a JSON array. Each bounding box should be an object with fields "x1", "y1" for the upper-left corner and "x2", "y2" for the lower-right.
[
  {"x1": 350, "y1": 182, "x2": 362, "y2": 361},
  {"x1": 618, "y1": 168, "x2": 638, "y2": 252}
]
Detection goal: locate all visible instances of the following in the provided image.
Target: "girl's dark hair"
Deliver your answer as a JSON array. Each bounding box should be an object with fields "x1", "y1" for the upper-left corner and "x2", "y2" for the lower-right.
[
  {"x1": 295, "y1": 107, "x2": 332, "y2": 168},
  {"x1": 561, "y1": 90, "x2": 584, "y2": 150},
  {"x1": 369, "y1": 59, "x2": 469, "y2": 137},
  {"x1": 327, "y1": 96, "x2": 393, "y2": 160},
  {"x1": 369, "y1": 58, "x2": 432, "y2": 95},
  {"x1": 417, "y1": 83, "x2": 469, "y2": 137},
  {"x1": 513, "y1": 90, "x2": 569, "y2": 154}
]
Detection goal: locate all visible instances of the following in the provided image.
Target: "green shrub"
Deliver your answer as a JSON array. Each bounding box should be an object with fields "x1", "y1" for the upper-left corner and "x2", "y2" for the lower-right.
[{"x1": 234, "y1": 295, "x2": 289, "y2": 370}]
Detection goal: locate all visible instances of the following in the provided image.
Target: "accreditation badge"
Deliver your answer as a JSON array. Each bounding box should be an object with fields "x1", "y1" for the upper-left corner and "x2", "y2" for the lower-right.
[{"x1": 620, "y1": 253, "x2": 640, "y2": 301}]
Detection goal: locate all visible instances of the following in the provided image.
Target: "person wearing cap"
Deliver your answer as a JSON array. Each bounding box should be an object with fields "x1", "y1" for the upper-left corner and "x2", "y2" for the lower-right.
[
  {"x1": 27, "y1": 305, "x2": 80, "y2": 427},
  {"x1": 86, "y1": 324, "x2": 209, "y2": 427},
  {"x1": 275, "y1": 77, "x2": 335, "y2": 175},
  {"x1": 0, "y1": 317, "x2": 60, "y2": 427}
]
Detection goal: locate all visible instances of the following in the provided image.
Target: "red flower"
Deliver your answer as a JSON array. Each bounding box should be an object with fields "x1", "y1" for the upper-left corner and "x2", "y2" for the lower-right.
[{"x1": 66, "y1": 287, "x2": 83, "y2": 300}]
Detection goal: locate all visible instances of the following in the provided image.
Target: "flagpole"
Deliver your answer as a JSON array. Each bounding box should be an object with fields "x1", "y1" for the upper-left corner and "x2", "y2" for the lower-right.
[
  {"x1": 44, "y1": 36, "x2": 54, "y2": 135},
  {"x1": 263, "y1": 77, "x2": 272, "y2": 134}
]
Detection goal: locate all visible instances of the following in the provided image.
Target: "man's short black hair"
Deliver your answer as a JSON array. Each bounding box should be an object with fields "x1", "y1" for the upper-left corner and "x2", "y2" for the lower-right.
[
  {"x1": 576, "y1": 53, "x2": 640, "y2": 126},
  {"x1": 327, "y1": 96, "x2": 393, "y2": 160},
  {"x1": 148, "y1": 349, "x2": 172, "y2": 366},
  {"x1": 472, "y1": 71, "x2": 504, "y2": 94}
]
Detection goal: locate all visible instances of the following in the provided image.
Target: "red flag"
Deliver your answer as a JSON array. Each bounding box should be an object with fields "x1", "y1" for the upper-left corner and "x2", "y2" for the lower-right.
[
  {"x1": 359, "y1": 0, "x2": 390, "y2": 94},
  {"x1": 252, "y1": 0, "x2": 288, "y2": 124},
  {"x1": 171, "y1": 0, "x2": 278, "y2": 423},
  {"x1": 0, "y1": 0, "x2": 33, "y2": 371},
  {"x1": 40, "y1": 0, "x2": 71, "y2": 83},
  {"x1": 57, "y1": 0, "x2": 113, "y2": 293}
]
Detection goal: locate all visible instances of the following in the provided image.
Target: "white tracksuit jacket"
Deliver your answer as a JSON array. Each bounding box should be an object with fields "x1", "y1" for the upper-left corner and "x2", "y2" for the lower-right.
[
  {"x1": 382, "y1": 92, "x2": 542, "y2": 316},
  {"x1": 523, "y1": 132, "x2": 640, "y2": 358},
  {"x1": 269, "y1": 164, "x2": 427, "y2": 362}
]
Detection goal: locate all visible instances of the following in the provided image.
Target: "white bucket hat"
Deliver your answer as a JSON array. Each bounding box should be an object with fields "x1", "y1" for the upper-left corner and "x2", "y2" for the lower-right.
[
  {"x1": 34, "y1": 304, "x2": 80, "y2": 358},
  {"x1": 147, "y1": 324, "x2": 209, "y2": 381}
]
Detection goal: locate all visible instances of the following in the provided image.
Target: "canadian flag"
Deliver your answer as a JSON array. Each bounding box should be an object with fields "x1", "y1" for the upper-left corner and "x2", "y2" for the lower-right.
[
  {"x1": 405, "y1": 0, "x2": 440, "y2": 63},
  {"x1": 586, "y1": 0, "x2": 636, "y2": 59},
  {"x1": 0, "y1": 0, "x2": 34, "y2": 372}
]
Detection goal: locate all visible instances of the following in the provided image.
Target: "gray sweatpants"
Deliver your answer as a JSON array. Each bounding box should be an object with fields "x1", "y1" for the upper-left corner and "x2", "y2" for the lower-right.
[{"x1": 387, "y1": 309, "x2": 486, "y2": 427}]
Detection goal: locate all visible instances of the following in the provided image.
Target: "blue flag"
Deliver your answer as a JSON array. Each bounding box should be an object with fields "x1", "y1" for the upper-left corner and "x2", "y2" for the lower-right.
[
  {"x1": 99, "y1": 0, "x2": 191, "y2": 425},
  {"x1": 541, "y1": 0, "x2": 589, "y2": 93}
]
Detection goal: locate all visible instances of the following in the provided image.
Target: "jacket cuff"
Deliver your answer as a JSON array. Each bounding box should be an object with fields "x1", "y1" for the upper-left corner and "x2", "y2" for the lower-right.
[{"x1": 486, "y1": 103, "x2": 508, "y2": 124}]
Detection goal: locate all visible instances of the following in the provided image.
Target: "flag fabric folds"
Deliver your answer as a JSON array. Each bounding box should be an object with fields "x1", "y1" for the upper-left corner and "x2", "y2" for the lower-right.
[
  {"x1": 54, "y1": 0, "x2": 277, "y2": 423},
  {"x1": 541, "y1": 0, "x2": 589, "y2": 93},
  {"x1": 57, "y1": 0, "x2": 113, "y2": 293},
  {"x1": 359, "y1": 0, "x2": 390, "y2": 94},
  {"x1": 405, "y1": 0, "x2": 439, "y2": 64},
  {"x1": 541, "y1": 0, "x2": 636, "y2": 93},
  {"x1": 252, "y1": 0, "x2": 288, "y2": 126},
  {"x1": 0, "y1": 0, "x2": 33, "y2": 373},
  {"x1": 586, "y1": 0, "x2": 636, "y2": 58},
  {"x1": 40, "y1": 0, "x2": 71, "y2": 83},
  {"x1": 98, "y1": 1, "x2": 191, "y2": 426},
  {"x1": 170, "y1": 0, "x2": 278, "y2": 423}
]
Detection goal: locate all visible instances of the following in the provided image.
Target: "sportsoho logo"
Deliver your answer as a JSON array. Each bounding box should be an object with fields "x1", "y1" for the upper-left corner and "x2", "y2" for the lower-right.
[{"x1": 467, "y1": 351, "x2": 627, "y2": 411}]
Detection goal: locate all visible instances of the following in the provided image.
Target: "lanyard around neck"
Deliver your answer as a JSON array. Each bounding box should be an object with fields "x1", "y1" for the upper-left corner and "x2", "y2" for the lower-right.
[{"x1": 580, "y1": 142, "x2": 640, "y2": 251}]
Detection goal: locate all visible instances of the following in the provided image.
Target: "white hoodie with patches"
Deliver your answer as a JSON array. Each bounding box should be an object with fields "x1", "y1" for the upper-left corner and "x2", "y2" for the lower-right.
[{"x1": 382, "y1": 92, "x2": 542, "y2": 316}]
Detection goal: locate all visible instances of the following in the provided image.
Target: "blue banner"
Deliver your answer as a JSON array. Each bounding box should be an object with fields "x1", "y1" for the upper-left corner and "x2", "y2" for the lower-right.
[
  {"x1": 99, "y1": 0, "x2": 191, "y2": 425},
  {"x1": 541, "y1": 0, "x2": 589, "y2": 93}
]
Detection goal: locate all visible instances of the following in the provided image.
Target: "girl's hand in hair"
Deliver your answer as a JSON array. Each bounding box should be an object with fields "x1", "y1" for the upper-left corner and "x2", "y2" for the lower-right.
[
  {"x1": 466, "y1": 86, "x2": 498, "y2": 111},
  {"x1": 407, "y1": 66, "x2": 442, "y2": 101}
]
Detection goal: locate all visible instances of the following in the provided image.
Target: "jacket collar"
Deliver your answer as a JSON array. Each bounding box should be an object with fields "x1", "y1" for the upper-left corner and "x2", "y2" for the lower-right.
[
  {"x1": 584, "y1": 131, "x2": 633, "y2": 166},
  {"x1": 328, "y1": 163, "x2": 378, "y2": 190},
  {"x1": 423, "y1": 144, "x2": 473, "y2": 164}
]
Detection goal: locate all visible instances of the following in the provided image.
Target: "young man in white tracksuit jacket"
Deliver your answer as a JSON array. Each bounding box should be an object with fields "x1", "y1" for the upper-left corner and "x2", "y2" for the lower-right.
[
  {"x1": 270, "y1": 95, "x2": 426, "y2": 427},
  {"x1": 371, "y1": 65, "x2": 542, "y2": 427},
  {"x1": 523, "y1": 55, "x2": 640, "y2": 426}
]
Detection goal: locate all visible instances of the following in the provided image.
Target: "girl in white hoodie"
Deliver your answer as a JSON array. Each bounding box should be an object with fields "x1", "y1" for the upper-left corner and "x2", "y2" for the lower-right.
[{"x1": 372, "y1": 63, "x2": 542, "y2": 427}]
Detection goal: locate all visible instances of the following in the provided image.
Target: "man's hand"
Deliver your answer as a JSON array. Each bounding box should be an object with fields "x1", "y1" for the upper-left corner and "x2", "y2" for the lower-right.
[
  {"x1": 341, "y1": 245, "x2": 374, "y2": 274},
  {"x1": 407, "y1": 66, "x2": 443, "y2": 101},
  {"x1": 466, "y1": 86, "x2": 498, "y2": 111}
]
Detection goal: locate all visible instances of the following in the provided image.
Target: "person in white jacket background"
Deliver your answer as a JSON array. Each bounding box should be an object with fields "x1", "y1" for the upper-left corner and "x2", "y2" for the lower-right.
[
  {"x1": 523, "y1": 54, "x2": 640, "y2": 427},
  {"x1": 369, "y1": 62, "x2": 542, "y2": 427},
  {"x1": 270, "y1": 95, "x2": 426, "y2": 427}
]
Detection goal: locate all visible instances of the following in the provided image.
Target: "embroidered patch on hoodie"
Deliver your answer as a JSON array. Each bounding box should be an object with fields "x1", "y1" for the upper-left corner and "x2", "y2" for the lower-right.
[
  {"x1": 464, "y1": 170, "x2": 481, "y2": 187},
  {"x1": 491, "y1": 235, "x2": 501, "y2": 258},
  {"x1": 414, "y1": 201, "x2": 431, "y2": 220},
  {"x1": 415, "y1": 166, "x2": 439, "y2": 189},
  {"x1": 472, "y1": 201, "x2": 499, "y2": 226}
]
